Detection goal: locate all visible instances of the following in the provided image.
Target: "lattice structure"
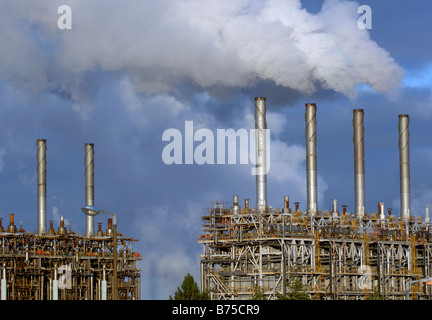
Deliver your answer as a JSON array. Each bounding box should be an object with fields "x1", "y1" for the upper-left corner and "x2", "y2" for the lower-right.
[
  {"x1": 0, "y1": 215, "x2": 141, "y2": 300},
  {"x1": 198, "y1": 202, "x2": 432, "y2": 300}
]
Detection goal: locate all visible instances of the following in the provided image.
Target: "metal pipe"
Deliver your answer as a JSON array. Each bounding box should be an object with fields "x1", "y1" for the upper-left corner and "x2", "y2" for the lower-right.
[
  {"x1": 255, "y1": 97, "x2": 267, "y2": 212},
  {"x1": 378, "y1": 202, "x2": 385, "y2": 220},
  {"x1": 398, "y1": 115, "x2": 411, "y2": 220},
  {"x1": 283, "y1": 196, "x2": 291, "y2": 213},
  {"x1": 37, "y1": 139, "x2": 47, "y2": 235},
  {"x1": 8, "y1": 214, "x2": 16, "y2": 233},
  {"x1": 232, "y1": 195, "x2": 240, "y2": 215},
  {"x1": 332, "y1": 199, "x2": 338, "y2": 217},
  {"x1": 305, "y1": 103, "x2": 318, "y2": 214},
  {"x1": 85, "y1": 143, "x2": 95, "y2": 237},
  {"x1": 1, "y1": 267, "x2": 6, "y2": 300},
  {"x1": 353, "y1": 109, "x2": 365, "y2": 218}
]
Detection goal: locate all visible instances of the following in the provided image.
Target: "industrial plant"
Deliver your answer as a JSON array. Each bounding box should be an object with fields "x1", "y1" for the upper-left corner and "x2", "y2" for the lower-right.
[
  {"x1": 0, "y1": 140, "x2": 141, "y2": 300},
  {"x1": 198, "y1": 98, "x2": 432, "y2": 300}
]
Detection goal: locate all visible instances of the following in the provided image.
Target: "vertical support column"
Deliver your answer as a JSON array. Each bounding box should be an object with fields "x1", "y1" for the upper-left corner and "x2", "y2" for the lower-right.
[
  {"x1": 1, "y1": 267, "x2": 6, "y2": 300},
  {"x1": 398, "y1": 115, "x2": 411, "y2": 221},
  {"x1": 85, "y1": 143, "x2": 95, "y2": 237},
  {"x1": 53, "y1": 268, "x2": 58, "y2": 300},
  {"x1": 255, "y1": 97, "x2": 267, "y2": 212},
  {"x1": 101, "y1": 266, "x2": 107, "y2": 300},
  {"x1": 37, "y1": 139, "x2": 47, "y2": 235},
  {"x1": 353, "y1": 109, "x2": 366, "y2": 218},
  {"x1": 305, "y1": 103, "x2": 318, "y2": 214}
]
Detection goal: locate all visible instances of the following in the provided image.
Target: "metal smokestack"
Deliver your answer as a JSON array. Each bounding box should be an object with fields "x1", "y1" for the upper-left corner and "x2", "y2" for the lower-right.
[
  {"x1": 85, "y1": 143, "x2": 95, "y2": 237},
  {"x1": 353, "y1": 109, "x2": 365, "y2": 218},
  {"x1": 305, "y1": 103, "x2": 318, "y2": 215},
  {"x1": 398, "y1": 115, "x2": 411, "y2": 220},
  {"x1": 255, "y1": 97, "x2": 267, "y2": 212},
  {"x1": 37, "y1": 139, "x2": 47, "y2": 235}
]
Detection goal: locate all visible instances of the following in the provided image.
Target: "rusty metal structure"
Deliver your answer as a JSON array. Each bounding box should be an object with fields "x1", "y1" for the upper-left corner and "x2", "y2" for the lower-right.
[
  {"x1": 198, "y1": 98, "x2": 432, "y2": 300},
  {"x1": 0, "y1": 140, "x2": 141, "y2": 300}
]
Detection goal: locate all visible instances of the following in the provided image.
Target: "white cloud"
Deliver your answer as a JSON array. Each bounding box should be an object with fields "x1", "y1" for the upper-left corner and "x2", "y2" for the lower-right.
[{"x1": 0, "y1": 0, "x2": 404, "y2": 115}]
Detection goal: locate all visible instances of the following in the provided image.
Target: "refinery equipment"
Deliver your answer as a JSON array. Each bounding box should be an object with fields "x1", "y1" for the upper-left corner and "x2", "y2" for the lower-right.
[
  {"x1": 198, "y1": 98, "x2": 432, "y2": 300},
  {"x1": 0, "y1": 140, "x2": 141, "y2": 300}
]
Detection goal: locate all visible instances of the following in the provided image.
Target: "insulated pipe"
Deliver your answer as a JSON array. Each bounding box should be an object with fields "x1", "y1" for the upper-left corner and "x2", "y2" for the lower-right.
[
  {"x1": 283, "y1": 196, "x2": 291, "y2": 213},
  {"x1": 305, "y1": 103, "x2": 318, "y2": 214},
  {"x1": 353, "y1": 109, "x2": 366, "y2": 218},
  {"x1": 232, "y1": 195, "x2": 240, "y2": 215},
  {"x1": 255, "y1": 97, "x2": 267, "y2": 212},
  {"x1": 85, "y1": 143, "x2": 95, "y2": 237},
  {"x1": 37, "y1": 139, "x2": 47, "y2": 235},
  {"x1": 398, "y1": 115, "x2": 411, "y2": 220},
  {"x1": 378, "y1": 202, "x2": 385, "y2": 220},
  {"x1": 1, "y1": 267, "x2": 6, "y2": 300},
  {"x1": 332, "y1": 199, "x2": 338, "y2": 216}
]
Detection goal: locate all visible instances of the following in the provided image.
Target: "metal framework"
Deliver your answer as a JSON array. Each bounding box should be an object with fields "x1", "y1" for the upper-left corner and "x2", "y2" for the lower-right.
[
  {"x1": 0, "y1": 214, "x2": 141, "y2": 300},
  {"x1": 198, "y1": 202, "x2": 432, "y2": 300}
]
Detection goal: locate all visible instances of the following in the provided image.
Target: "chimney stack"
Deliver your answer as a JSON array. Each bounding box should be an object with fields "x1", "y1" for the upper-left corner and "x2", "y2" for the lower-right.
[
  {"x1": 37, "y1": 139, "x2": 47, "y2": 235},
  {"x1": 398, "y1": 115, "x2": 411, "y2": 221},
  {"x1": 305, "y1": 103, "x2": 318, "y2": 215},
  {"x1": 353, "y1": 109, "x2": 366, "y2": 218},
  {"x1": 255, "y1": 97, "x2": 268, "y2": 212},
  {"x1": 85, "y1": 143, "x2": 95, "y2": 237}
]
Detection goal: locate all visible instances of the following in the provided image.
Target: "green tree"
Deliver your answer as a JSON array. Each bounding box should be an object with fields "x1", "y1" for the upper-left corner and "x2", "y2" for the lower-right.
[
  {"x1": 370, "y1": 288, "x2": 383, "y2": 300},
  {"x1": 277, "y1": 277, "x2": 311, "y2": 300},
  {"x1": 170, "y1": 273, "x2": 210, "y2": 300},
  {"x1": 250, "y1": 287, "x2": 267, "y2": 300}
]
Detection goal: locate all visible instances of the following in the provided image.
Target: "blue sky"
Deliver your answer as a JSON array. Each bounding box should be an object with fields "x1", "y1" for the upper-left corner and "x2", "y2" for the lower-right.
[{"x1": 0, "y1": 0, "x2": 431, "y2": 299}]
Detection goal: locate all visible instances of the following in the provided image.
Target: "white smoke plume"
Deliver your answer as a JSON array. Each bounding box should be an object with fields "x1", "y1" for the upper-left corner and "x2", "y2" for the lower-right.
[{"x1": 0, "y1": 0, "x2": 403, "y2": 106}]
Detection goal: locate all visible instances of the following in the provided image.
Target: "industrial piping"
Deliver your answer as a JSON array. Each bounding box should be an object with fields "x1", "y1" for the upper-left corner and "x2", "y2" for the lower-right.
[
  {"x1": 398, "y1": 115, "x2": 411, "y2": 220},
  {"x1": 255, "y1": 97, "x2": 267, "y2": 212},
  {"x1": 85, "y1": 143, "x2": 95, "y2": 237},
  {"x1": 37, "y1": 139, "x2": 47, "y2": 235},
  {"x1": 305, "y1": 103, "x2": 318, "y2": 214},
  {"x1": 353, "y1": 109, "x2": 366, "y2": 218}
]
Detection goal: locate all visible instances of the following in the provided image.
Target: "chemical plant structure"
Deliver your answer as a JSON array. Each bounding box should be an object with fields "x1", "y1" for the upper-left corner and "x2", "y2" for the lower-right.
[
  {"x1": 0, "y1": 141, "x2": 141, "y2": 300},
  {"x1": 198, "y1": 97, "x2": 432, "y2": 300}
]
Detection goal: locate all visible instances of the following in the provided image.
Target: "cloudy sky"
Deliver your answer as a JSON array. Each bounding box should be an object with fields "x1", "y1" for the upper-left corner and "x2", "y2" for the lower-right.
[{"x1": 0, "y1": 0, "x2": 431, "y2": 299}]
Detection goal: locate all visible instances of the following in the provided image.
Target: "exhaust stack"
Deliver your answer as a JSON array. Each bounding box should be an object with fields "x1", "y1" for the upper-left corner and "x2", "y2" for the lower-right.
[
  {"x1": 37, "y1": 139, "x2": 47, "y2": 235},
  {"x1": 255, "y1": 97, "x2": 267, "y2": 212},
  {"x1": 398, "y1": 115, "x2": 411, "y2": 220},
  {"x1": 85, "y1": 143, "x2": 95, "y2": 237},
  {"x1": 305, "y1": 103, "x2": 318, "y2": 215},
  {"x1": 353, "y1": 109, "x2": 365, "y2": 218}
]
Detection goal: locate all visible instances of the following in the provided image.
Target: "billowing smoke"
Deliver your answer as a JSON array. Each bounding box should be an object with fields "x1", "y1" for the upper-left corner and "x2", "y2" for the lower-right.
[{"x1": 0, "y1": 0, "x2": 403, "y2": 108}]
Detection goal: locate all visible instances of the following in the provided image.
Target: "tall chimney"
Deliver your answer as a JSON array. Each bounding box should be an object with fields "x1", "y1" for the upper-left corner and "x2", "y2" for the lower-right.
[
  {"x1": 37, "y1": 139, "x2": 47, "y2": 235},
  {"x1": 353, "y1": 109, "x2": 365, "y2": 218},
  {"x1": 305, "y1": 103, "x2": 318, "y2": 215},
  {"x1": 398, "y1": 115, "x2": 411, "y2": 220},
  {"x1": 85, "y1": 143, "x2": 95, "y2": 237},
  {"x1": 255, "y1": 97, "x2": 267, "y2": 212}
]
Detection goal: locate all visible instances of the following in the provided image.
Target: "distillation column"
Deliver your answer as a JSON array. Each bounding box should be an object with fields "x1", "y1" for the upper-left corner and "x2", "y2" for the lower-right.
[
  {"x1": 353, "y1": 109, "x2": 366, "y2": 218},
  {"x1": 85, "y1": 143, "x2": 95, "y2": 237},
  {"x1": 255, "y1": 97, "x2": 267, "y2": 212},
  {"x1": 398, "y1": 115, "x2": 411, "y2": 220},
  {"x1": 305, "y1": 103, "x2": 318, "y2": 214},
  {"x1": 37, "y1": 139, "x2": 47, "y2": 235}
]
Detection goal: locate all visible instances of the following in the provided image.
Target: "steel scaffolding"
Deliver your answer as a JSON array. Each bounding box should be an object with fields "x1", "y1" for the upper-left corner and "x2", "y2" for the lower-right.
[
  {"x1": 198, "y1": 202, "x2": 432, "y2": 300},
  {"x1": 0, "y1": 215, "x2": 141, "y2": 300}
]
